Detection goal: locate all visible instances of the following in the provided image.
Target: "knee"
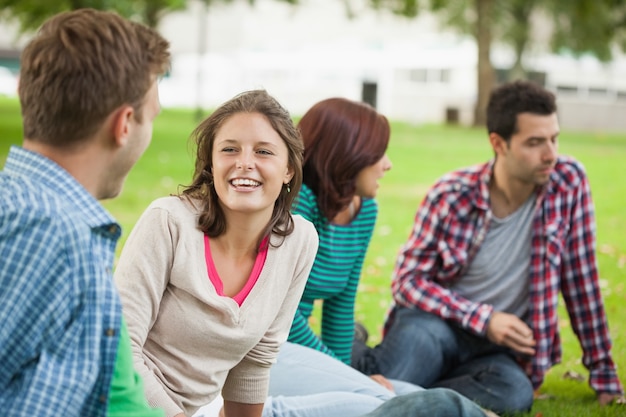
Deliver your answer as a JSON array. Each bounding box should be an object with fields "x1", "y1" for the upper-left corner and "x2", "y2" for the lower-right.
[
  {"x1": 381, "y1": 388, "x2": 487, "y2": 417},
  {"x1": 393, "y1": 308, "x2": 455, "y2": 346},
  {"x1": 485, "y1": 375, "x2": 534, "y2": 414},
  {"x1": 499, "y1": 379, "x2": 534, "y2": 413}
]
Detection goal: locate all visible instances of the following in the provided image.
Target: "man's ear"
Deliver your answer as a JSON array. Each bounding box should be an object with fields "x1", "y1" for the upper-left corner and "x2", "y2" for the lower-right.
[
  {"x1": 489, "y1": 132, "x2": 507, "y2": 156},
  {"x1": 111, "y1": 105, "x2": 135, "y2": 148}
]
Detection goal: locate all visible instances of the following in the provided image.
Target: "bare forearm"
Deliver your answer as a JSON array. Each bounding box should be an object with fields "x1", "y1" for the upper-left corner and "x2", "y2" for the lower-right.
[{"x1": 223, "y1": 400, "x2": 264, "y2": 417}]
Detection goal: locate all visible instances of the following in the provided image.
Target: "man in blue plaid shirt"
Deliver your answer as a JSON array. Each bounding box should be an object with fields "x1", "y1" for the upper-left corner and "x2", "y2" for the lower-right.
[{"x1": 0, "y1": 9, "x2": 170, "y2": 417}]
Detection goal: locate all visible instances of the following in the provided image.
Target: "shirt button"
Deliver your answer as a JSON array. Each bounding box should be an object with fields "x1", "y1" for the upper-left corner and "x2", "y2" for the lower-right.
[
  {"x1": 105, "y1": 328, "x2": 116, "y2": 337},
  {"x1": 108, "y1": 225, "x2": 118, "y2": 234},
  {"x1": 99, "y1": 395, "x2": 107, "y2": 403}
]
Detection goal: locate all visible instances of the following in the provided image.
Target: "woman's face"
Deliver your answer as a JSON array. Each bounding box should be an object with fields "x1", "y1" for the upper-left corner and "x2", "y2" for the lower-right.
[
  {"x1": 354, "y1": 153, "x2": 392, "y2": 198},
  {"x1": 211, "y1": 112, "x2": 294, "y2": 218}
]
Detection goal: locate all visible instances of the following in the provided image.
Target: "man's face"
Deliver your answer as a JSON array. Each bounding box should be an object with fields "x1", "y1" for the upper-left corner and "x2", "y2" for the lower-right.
[{"x1": 497, "y1": 112, "x2": 559, "y2": 186}]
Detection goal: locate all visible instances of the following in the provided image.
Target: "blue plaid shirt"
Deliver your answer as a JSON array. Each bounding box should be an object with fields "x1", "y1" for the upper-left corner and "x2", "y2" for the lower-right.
[{"x1": 0, "y1": 146, "x2": 123, "y2": 416}]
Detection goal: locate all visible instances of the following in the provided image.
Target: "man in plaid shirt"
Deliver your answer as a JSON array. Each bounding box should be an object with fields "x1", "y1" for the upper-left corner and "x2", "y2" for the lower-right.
[
  {"x1": 0, "y1": 9, "x2": 170, "y2": 417},
  {"x1": 352, "y1": 81, "x2": 624, "y2": 414}
]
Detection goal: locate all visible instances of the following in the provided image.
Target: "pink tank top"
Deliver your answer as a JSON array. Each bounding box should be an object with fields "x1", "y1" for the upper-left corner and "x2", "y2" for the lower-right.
[{"x1": 204, "y1": 235, "x2": 269, "y2": 306}]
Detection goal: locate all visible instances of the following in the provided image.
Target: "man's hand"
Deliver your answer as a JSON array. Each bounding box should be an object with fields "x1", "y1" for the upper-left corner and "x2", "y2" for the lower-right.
[
  {"x1": 486, "y1": 312, "x2": 536, "y2": 356},
  {"x1": 369, "y1": 374, "x2": 395, "y2": 392},
  {"x1": 598, "y1": 392, "x2": 626, "y2": 406}
]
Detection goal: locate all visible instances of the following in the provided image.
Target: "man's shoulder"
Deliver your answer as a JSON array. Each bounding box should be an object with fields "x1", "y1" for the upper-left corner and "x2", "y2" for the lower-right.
[
  {"x1": 1, "y1": 173, "x2": 68, "y2": 222},
  {"x1": 550, "y1": 155, "x2": 588, "y2": 191},
  {"x1": 428, "y1": 163, "x2": 487, "y2": 200}
]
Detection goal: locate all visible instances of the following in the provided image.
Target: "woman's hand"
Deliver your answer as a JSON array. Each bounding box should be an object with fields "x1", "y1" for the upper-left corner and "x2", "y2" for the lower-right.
[{"x1": 369, "y1": 374, "x2": 394, "y2": 392}]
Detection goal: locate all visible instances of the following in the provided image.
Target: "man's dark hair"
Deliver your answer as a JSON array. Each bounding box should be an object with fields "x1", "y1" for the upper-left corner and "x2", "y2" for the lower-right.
[{"x1": 486, "y1": 80, "x2": 557, "y2": 142}]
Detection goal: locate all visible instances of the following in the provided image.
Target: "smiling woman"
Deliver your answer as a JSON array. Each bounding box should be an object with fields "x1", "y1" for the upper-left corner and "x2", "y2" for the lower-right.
[{"x1": 113, "y1": 90, "x2": 319, "y2": 417}]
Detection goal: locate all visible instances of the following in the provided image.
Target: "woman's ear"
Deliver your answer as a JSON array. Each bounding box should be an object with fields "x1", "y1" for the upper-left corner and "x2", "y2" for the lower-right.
[{"x1": 284, "y1": 165, "x2": 295, "y2": 185}]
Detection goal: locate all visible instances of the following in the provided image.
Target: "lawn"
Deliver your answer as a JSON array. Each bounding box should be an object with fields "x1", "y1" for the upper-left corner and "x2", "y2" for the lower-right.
[{"x1": 1, "y1": 96, "x2": 624, "y2": 416}]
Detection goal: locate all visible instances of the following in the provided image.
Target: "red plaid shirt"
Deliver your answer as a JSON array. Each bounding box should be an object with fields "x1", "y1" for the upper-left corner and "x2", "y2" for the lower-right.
[{"x1": 390, "y1": 156, "x2": 623, "y2": 394}]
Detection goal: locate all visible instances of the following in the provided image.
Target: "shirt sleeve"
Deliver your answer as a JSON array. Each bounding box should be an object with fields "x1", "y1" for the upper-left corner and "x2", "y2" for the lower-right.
[
  {"x1": 320, "y1": 203, "x2": 376, "y2": 364},
  {"x1": 320, "y1": 247, "x2": 365, "y2": 364},
  {"x1": 288, "y1": 299, "x2": 336, "y2": 357},
  {"x1": 559, "y1": 170, "x2": 624, "y2": 395},
  {"x1": 285, "y1": 188, "x2": 334, "y2": 355},
  {"x1": 391, "y1": 190, "x2": 493, "y2": 336},
  {"x1": 0, "y1": 215, "x2": 96, "y2": 416},
  {"x1": 114, "y1": 205, "x2": 184, "y2": 416},
  {"x1": 107, "y1": 318, "x2": 165, "y2": 417}
]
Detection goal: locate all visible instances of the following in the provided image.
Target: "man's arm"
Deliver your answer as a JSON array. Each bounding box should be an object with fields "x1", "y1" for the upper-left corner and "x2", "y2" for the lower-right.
[
  {"x1": 0, "y1": 216, "x2": 91, "y2": 415},
  {"x1": 559, "y1": 168, "x2": 624, "y2": 398},
  {"x1": 391, "y1": 191, "x2": 494, "y2": 336}
]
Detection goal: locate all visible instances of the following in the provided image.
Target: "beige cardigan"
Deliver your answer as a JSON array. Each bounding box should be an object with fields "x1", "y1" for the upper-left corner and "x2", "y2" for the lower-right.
[{"x1": 114, "y1": 196, "x2": 318, "y2": 417}]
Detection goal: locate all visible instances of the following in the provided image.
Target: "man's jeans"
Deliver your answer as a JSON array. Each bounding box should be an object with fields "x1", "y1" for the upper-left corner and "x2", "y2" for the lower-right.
[{"x1": 352, "y1": 306, "x2": 534, "y2": 414}]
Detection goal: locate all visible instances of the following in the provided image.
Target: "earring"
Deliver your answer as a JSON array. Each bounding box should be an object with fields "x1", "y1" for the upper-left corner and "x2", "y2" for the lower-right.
[{"x1": 286, "y1": 183, "x2": 291, "y2": 193}]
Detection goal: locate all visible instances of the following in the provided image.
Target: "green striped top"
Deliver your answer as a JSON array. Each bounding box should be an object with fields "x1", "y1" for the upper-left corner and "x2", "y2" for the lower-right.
[{"x1": 288, "y1": 183, "x2": 377, "y2": 364}]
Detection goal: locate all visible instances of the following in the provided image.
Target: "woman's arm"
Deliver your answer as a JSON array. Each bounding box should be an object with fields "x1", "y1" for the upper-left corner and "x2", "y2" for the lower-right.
[
  {"x1": 223, "y1": 401, "x2": 264, "y2": 417},
  {"x1": 115, "y1": 201, "x2": 184, "y2": 416}
]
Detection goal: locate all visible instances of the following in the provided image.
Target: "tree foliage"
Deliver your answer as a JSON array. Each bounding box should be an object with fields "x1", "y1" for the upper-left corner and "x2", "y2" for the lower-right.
[
  {"x1": 370, "y1": 0, "x2": 626, "y2": 124},
  {"x1": 0, "y1": 0, "x2": 188, "y2": 31},
  {"x1": 0, "y1": 0, "x2": 301, "y2": 31},
  {"x1": 549, "y1": 0, "x2": 626, "y2": 61}
]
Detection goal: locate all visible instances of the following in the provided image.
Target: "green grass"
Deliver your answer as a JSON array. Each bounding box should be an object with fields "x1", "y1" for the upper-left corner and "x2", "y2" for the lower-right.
[{"x1": 1, "y1": 96, "x2": 625, "y2": 416}]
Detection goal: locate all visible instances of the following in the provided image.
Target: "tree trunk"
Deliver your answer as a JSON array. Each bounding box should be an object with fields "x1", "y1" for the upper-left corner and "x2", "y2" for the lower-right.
[
  {"x1": 145, "y1": 2, "x2": 160, "y2": 28},
  {"x1": 473, "y1": 0, "x2": 495, "y2": 127},
  {"x1": 508, "y1": 0, "x2": 535, "y2": 81}
]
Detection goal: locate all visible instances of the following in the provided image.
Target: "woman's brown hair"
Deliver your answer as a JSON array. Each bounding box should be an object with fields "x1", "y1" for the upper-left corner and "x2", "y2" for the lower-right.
[
  {"x1": 298, "y1": 98, "x2": 390, "y2": 220},
  {"x1": 182, "y1": 90, "x2": 304, "y2": 247}
]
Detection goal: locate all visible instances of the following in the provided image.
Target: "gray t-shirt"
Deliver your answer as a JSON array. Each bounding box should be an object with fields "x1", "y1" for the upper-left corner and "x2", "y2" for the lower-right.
[{"x1": 450, "y1": 194, "x2": 536, "y2": 318}]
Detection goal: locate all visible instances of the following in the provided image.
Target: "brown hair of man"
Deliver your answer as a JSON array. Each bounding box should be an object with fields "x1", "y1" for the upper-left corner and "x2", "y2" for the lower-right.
[{"x1": 18, "y1": 8, "x2": 170, "y2": 149}]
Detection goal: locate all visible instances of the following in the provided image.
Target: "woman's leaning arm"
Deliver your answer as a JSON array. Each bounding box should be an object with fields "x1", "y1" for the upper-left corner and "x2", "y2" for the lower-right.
[{"x1": 114, "y1": 200, "x2": 184, "y2": 416}]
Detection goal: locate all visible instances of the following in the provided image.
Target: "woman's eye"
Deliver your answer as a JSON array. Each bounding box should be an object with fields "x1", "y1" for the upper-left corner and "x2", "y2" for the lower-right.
[{"x1": 257, "y1": 149, "x2": 273, "y2": 155}]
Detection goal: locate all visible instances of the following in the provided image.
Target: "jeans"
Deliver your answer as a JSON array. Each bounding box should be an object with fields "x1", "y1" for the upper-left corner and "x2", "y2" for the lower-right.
[
  {"x1": 270, "y1": 342, "x2": 420, "y2": 399},
  {"x1": 352, "y1": 306, "x2": 534, "y2": 414},
  {"x1": 361, "y1": 388, "x2": 492, "y2": 417},
  {"x1": 265, "y1": 341, "x2": 488, "y2": 417}
]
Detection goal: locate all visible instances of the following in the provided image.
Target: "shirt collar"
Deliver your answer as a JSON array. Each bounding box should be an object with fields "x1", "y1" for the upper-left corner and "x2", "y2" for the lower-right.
[
  {"x1": 475, "y1": 158, "x2": 565, "y2": 211},
  {"x1": 472, "y1": 159, "x2": 494, "y2": 212},
  {"x1": 4, "y1": 146, "x2": 120, "y2": 233}
]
